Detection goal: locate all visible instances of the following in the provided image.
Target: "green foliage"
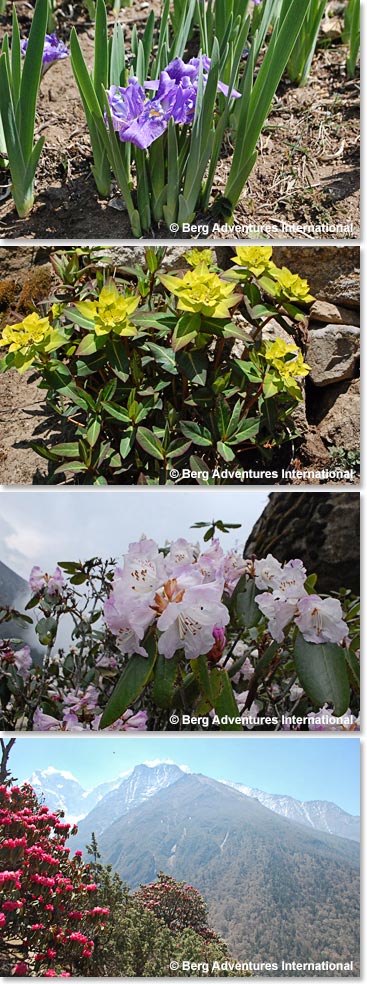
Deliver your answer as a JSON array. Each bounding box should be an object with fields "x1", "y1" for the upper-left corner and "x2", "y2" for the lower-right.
[
  {"x1": 343, "y1": 0, "x2": 360, "y2": 78},
  {"x1": 0, "y1": 247, "x2": 313, "y2": 486},
  {"x1": 0, "y1": 0, "x2": 47, "y2": 216},
  {"x1": 286, "y1": 0, "x2": 327, "y2": 87},
  {"x1": 83, "y1": 859, "x2": 236, "y2": 977},
  {"x1": 70, "y1": 0, "x2": 314, "y2": 234}
]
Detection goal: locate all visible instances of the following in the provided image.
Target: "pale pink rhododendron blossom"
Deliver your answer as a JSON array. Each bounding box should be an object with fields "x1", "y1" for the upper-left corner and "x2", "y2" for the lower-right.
[
  {"x1": 0, "y1": 641, "x2": 32, "y2": 680},
  {"x1": 294, "y1": 595, "x2": 348, "y2": 645},
  {"x1": 104, "y1": 536, "x2": 241, "y2": 660},
  {"x1": 254, "y1": 554, "x2": 348, "y2": 646},
  {"x1": 255, "y1": 592, "x2": 298, "y2": 644},
  {"x1": 29, "y1": 565, "x2": 65, "y2": 595}
]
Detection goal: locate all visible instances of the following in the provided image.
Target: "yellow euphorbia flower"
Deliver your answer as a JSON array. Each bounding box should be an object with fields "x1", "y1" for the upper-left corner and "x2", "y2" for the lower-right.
[
  {"x1": 183, "y1": 248, "x2": 213, "y2": 268},
  {"x1": 159, "y1": 263, "x2": 239, "y2": 318},
  {"x1": 231, "y1": 246, "x2": 273, "y2": 277},
  {"x1": 75, "y1": 283, "x2": 139, "y2": 337},
  {"x1": 0, "y1": 312, "x2": 51, "y2": 353},
  {"x1": 272, "y1": 267, "x2": 315, "y2": 304},
  {"x1": 265, "y1": 338, "x2": 311, "y2": 380}
]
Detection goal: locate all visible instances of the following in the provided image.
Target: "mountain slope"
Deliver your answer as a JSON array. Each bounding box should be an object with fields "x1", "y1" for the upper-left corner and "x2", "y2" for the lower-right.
[
  {"x1": 71, "y1": 763, "x2": 184, "y2": 851},
  {"x1": 222, "y1": 782, "x2": 360, "y2": 842},
  {"x1": 97, "y1": 774, "x2": 359, "y2": 975}
]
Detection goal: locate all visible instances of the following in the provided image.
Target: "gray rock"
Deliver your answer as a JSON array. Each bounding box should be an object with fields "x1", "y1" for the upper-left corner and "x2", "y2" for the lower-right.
[
  {"x1": 244, "y1": 492, "x2": 360, "y2": 594},
  {"x1": 317, "y1": 379, "x2": 360, "y2": 452},
  {"x1": 309, "y1": 299, "x2": 360, "y2": 327},
  {"x1": 105, "y1": 246, "x2": 209, "y2": 270},
  {"x1": 306, "y1": 324, "x2": 360, "y2": 386},
  {"x1": 258, "y1": 316, "x2": 294, "y2": 344}
]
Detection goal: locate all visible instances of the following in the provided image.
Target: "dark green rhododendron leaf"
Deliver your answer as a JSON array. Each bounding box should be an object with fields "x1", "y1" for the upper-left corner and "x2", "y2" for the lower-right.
[
  {"x1": 294, "y1": 636, "x2": 350, "y2": 717},
  {"x1": 100, "y1": 634, "x2": 157, "y2": 728},
  {"x1": 152, "y1": 652, "x2": 180, "y2": 708}
]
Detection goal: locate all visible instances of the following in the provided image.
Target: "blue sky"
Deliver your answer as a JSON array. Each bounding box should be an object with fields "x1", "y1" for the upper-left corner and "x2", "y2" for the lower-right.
[
  {"x1": 0, "y1": 488, "x2": 268, "y2": 579},
  {"x1": 9, "y1": 735, "x2": 360, "y2": 815}
]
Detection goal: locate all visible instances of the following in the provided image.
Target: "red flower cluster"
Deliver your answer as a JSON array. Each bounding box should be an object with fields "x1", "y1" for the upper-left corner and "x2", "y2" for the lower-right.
[{"x1": 0, "y1": 783, "x2": 110, "y2": 976}]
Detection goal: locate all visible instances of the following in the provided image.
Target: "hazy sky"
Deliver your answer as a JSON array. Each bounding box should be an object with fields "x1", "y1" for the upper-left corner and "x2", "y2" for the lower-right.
[
  {"x1": 0, "y1": 488, "x2": 268, "y2": 579},
  {"x1": 9, "y1": 735, "x2": 360, "y2": 814}
]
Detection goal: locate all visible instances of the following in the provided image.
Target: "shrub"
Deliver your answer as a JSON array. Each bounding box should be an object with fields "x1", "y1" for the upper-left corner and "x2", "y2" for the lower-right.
[
  {"x1": 0, "y1": 246, "x2": 314, "y2": 486},
  {"x1": 0, "y1": 783, "x2": 109, "y2": 976}
]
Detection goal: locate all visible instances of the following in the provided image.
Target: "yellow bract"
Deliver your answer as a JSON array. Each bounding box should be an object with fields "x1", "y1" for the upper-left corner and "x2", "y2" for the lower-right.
[
  {"x1": 265, "y1": 338, "x2": 311, "y2": 380},
  {"x1": 159, "y1": 263, "x2": 239, "y2": 318},
  {"x1": 272, "y1": 267, "x2": 315, "y2": 304},
  {"x1": 0, "y1": 312, "x2": 51, "y2": 353},
  {"x1": 75, "y1": 283, "x2": 139, "y2": 337},
  {"x1": 184, "y1": 248, "x2": 213, "y2": 268},
  {"x1": 231, "y1": 246, "x2": 273, "y2": 277}
]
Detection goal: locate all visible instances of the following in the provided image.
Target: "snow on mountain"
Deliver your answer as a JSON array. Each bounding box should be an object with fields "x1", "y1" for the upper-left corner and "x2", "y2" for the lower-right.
[
  {"x1": 71, "y1": 763, "x2": 185, "y2": 852},
  {"x1": 27, "y1": 768, "x2": 133, "y2": 823},
  {"x1": 221, "y1": 782, "x2": 360, "y2": 841},
  {"x1": 27, "y1": 764, "x2": 359, "y2": 845},
  {"x1": 27, "y1": 762, "x2": 186, "y2": 830}
]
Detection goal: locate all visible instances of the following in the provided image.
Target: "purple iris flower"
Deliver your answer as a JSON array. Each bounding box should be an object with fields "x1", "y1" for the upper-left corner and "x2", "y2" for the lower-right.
[
  {"x1": 20, "y1": 33, "x2": 69, "y2": 74},
  {"x1": 146, "y1": 56, "x2": 241, "y2": 105},
  {"x1": 106, "y1": 79, "x2": 178, "y2": 150},
  {"x1": 106, "y1": 55, "x2": 241, "y2": 150}
]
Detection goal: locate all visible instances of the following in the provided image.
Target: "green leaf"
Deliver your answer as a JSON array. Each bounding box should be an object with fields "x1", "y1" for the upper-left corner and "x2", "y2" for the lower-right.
[
  {"x1": 19, "y1": 0, "x2": 48, "y2": 159},
  {"x1": 100, "y1": 634, "x2": 157, "y2": 728},
  {"x1": 152, "y1": 651, "x2": 180, "y2": 708},
  {"x1": 210, "y1": 668, "x2": 243, "y2": 731},
  {"x1": 345, "y1": 648, "x2": 360, "y2": 692},
  {"x1": 217, "y1": 441, "x2": 236, "y2": 462},
  {"x1": 235, "y1": 579, "x2": 262, "y2": 627},
  {"x1": 189, "y1": 455, "x2": 214, "y2": 485},
  {"x1": 190, "y1": 653, "x2": 214, "y2": 703},
  {"x1": 76, "y1": 334, "x2": 98, "y2": 357},
  {"x1": 146, "y1": 342, "x2": 177, "y2": 375},
  {"x1": 51, "y1": 442, "x2": 80, "y2": 458},
  {"x1": 86, "y1": 419, "x2": 101, "y2": 447},
  {"x1": 102, "y1": 402, "x2": 130, "y2": 423},
  {"x1": 136, "y1": 427, "x2": 165, "y2": 460},
  {"x1": 180, "y1": 421, "x2": 212, "y2": 447},
  {"x1": 176, "y1": 350, "x2": 208, "y2": 385},
  {"x1": 172, "y1": 313, "x2": 201, "y2": 352},
  {"x1": 294, "y1": 636, "x2": 350, "y2": 717},
  {"x1": 35, "y1": 616, "x2": 58, "y2": 646},
  {"x1": 226, "y1": 418, "x2": 260, "y2": 445}
]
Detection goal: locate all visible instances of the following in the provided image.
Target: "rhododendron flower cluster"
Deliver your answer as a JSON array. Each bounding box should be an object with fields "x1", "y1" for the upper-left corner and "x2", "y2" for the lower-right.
[
  {"x1": 254, "y1": 555, "x2": 348, "y2": 645},
  {"x1": 29, "y1": 565, "x2": 65, "y2": 596},
  {"x1": 104, "y1": 536, "x2": 245, "y2": 660},
  {"x1": 0, "y1": 534, "x2": 359, "y2": 732},
  {"x1": 0, "y1": 783, "x2": 109, "y2": 976}
]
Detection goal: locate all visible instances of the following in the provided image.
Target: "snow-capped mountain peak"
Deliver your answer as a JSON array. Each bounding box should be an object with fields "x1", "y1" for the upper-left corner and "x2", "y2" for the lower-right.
[{"x1": 220, "y1": 781, "x2": 360, "y2": 842}]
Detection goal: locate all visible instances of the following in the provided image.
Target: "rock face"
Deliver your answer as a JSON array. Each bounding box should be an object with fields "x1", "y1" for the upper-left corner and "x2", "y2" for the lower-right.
[
  {"x1": 313, "y1": 379, "x2": 360, "y2": 451},
  {"x1": 306, "y1": 324, "x2": 360, "y2": 386},
  {"x1": 244, "y1": 491, "x2": 360, "y2": 595},
  {"x1": 309, "y1": 299, "x2": 360, "y2": 327}
]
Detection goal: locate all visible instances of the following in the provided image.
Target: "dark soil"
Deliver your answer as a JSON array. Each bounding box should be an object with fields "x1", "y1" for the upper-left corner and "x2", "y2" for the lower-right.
[{"x1": 0, "y1": 1, "x2": 360, "y2": 241}]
